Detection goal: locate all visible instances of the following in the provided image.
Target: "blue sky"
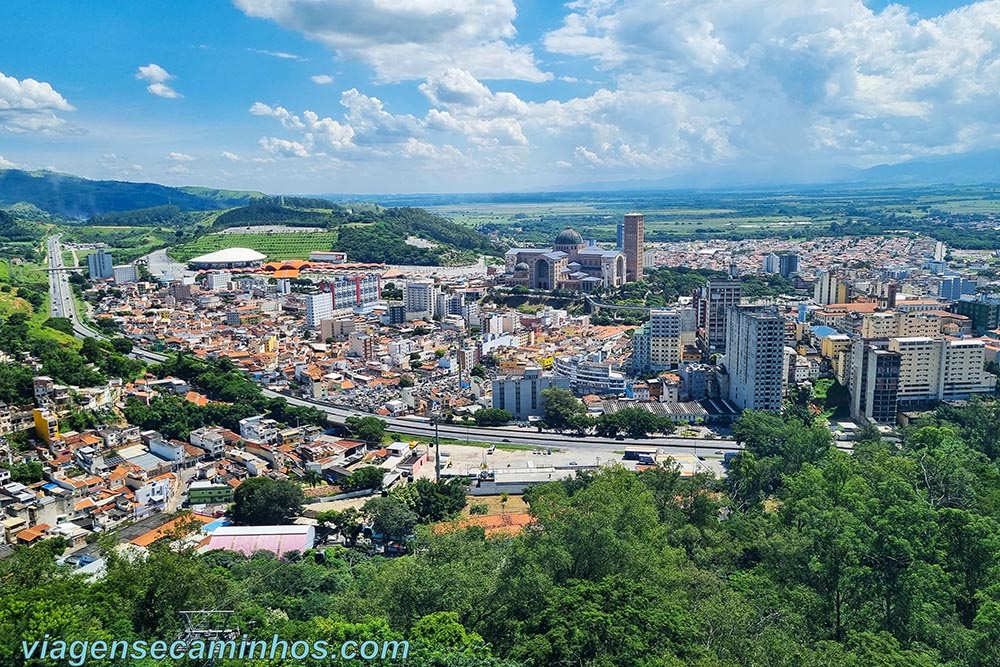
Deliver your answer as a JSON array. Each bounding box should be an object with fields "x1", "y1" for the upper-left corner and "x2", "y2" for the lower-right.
[{"x1": 1, "y1": 0, "x2": 998, "y2": 193}]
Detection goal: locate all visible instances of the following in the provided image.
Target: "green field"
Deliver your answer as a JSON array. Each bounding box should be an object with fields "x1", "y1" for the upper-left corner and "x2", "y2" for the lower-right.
[{"x1": 168, "y1": 231, "x2": 340, "y2": 261}]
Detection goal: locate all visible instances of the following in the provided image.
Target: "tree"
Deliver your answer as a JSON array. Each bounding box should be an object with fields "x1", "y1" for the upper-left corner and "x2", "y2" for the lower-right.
[
  {"x1": 471, "y1": 364, "x2": 487, "y2": 379},
  {"x1": 231, "y1": 477, "x2": 304, "y2": 525},
  {"x1": 341, "y1": 466, "x2": 384, "y2": 492},
  {"x1": 345, "y1": 415, "x2": 387, "y2": 443},
  {"x1": 474, "y1": 408, "x2": 512, "y2": 426},
  {"x1": 302, "y1": 469, "x2": 322, "y2": 488},
  {"x1": 392, "y1": 478, "x2": 469, "y2": 522},
  {"x1": 9, "y1": 460, "x2": 43, "y2": 484},
  {"x1": 362, "y1": 497, "x2": 417, "y2": 547},
  {"x1": 541, "y1": 387, "x2": 586, "y2": 431},
  {"x1": 398, "y1": 375, "x2": 414, "y2": 388}
]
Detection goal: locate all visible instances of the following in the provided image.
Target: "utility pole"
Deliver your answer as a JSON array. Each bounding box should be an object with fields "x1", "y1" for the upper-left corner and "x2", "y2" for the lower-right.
[
  {"x1": 179, "y1": 610, "x2": 238, "y2": 667},
  {"x1": 434, "y1": 415, "x2": 441, "y2": 483}
]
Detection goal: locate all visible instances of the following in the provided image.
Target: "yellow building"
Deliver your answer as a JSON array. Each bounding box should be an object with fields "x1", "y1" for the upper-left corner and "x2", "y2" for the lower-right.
[
  {"x1": 33, "y1": 409, "x2": 59, "y2": 446},
  {"x1": 820, "y1": 334, "x2": 853, "y2": 384}
]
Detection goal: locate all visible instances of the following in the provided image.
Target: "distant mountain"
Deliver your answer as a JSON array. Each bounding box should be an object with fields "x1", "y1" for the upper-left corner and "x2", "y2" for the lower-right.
[
  {"x1": 0, "y1": 169, "x2": 265, "y2": 218},
  {"x1": 855, "y1": 150, "x2": 1000, "y2": 185}
]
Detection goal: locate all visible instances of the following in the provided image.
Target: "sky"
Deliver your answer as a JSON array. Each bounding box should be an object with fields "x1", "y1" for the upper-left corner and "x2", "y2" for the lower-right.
[{"x1": 0, "y1": 0, "x2": 996, "y2": 194}]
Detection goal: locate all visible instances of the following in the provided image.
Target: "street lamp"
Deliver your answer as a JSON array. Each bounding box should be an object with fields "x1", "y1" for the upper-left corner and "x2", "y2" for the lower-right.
[{"x1": 430, "y1": 412, "x2": 441, "y2": 483}]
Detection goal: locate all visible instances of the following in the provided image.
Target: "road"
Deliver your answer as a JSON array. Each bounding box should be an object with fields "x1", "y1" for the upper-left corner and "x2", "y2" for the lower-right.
[
  {"x1": 46, "y1": 235, "x2": 77, "y2": 320},
  {"x1": 51, "y1": 240, "x2": 744, "y2": 457}
]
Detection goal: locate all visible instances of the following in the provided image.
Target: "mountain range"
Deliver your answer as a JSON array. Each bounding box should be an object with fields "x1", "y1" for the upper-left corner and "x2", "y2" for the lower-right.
[
  {"x1": 0, "y1": 169, "x2": 263, "y2": 218},
  {"x1": 3, "y1": 150, "x2": 1000, "y2": 219}
]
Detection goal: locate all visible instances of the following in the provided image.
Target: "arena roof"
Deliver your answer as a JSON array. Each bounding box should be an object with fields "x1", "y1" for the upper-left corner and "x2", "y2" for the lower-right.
[{"x1": 188, "y1": 248, "x2": 267, "y2": 265}]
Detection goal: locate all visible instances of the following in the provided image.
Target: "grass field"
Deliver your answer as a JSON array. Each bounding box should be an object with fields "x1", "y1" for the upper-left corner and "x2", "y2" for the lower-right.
[
  {"x1": 168, "y1": 231, "x2": 340, "y2": 261},
  {"x1": 459, "y1": 494, "x2": 529, "y2": 517}
]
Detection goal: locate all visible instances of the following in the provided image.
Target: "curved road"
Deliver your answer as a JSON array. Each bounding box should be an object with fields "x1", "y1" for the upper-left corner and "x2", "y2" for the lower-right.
[{"x1": 49, "y1": 235, "x2": 742, "y2": 455}]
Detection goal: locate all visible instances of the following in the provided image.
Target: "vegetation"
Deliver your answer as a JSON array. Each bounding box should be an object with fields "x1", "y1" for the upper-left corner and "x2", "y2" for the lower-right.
[
  {"x1": 473, "y1": 408, "x2": 512, "y2": 426},
  {"x1": 340, "y1": 466, "x2": 385, "y2": 492},
  {"x1": 0, "y1": 168, "x2": 259, "y2": 217},
  {"x1": 169, "y1": 230, "x2": 340, "y2": 262},
  {"x1": 12, "y1": 400, "x2": 1000, "y2": 665},
  {"x1": 344, "y1": 415, "x2": 388, "y2": 443},
  {"x1": 540, "y1": 386, "x2": 586, "y2": 431},
  {"x1": 231, "y1": 477, "x2": 305, "y2": 525}
]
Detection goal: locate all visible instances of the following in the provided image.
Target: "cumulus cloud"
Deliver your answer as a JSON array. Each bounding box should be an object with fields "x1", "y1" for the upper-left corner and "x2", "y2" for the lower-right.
[
  {"x1": 232, "y1": 0, "x2": 550, "y2": 82},
  {"x1": 221, "y1": 151, "x2": 244, "y2": 162},
  {"x1": 250, "y1": 101, "x2": 355, "y2": 154},
  {"x1": 259, "y1": 136, "x2": 311, "y2": 158},
  {"x1": 542, "y1": 0, "x2": 1000, "y2": 169},
  {"x1": 166, "y1": 164, "x2": 192, "y2": 175},
  {"x1": 135, "y1": 64, "x2": 182, "y2": 98},
  {"x1": 0, "y1": 155, "x2": 19, "y2": 169},
  {"x1": 167, "y1": 151, "x2": 195, "y2": 162},
  {"x1": 311, "y1": 74, "x2": 334, "y2": 85},
  {"x1": 0, "y1": 71, "x2": 79, "y2": 134}
]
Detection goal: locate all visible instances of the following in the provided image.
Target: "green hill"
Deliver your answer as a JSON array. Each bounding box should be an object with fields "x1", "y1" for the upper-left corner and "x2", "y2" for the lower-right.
[{"x1": 0, "y1": 169, "x2": 264, "y2": 218}]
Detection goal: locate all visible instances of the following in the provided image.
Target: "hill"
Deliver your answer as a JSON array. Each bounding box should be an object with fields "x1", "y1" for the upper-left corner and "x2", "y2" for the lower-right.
[
  {"x1": 0, "y1": 169, "x2": 264, "y2": 218},
  {"x1": 171, "y1": 198, "x2": 500, "y2": 265}
]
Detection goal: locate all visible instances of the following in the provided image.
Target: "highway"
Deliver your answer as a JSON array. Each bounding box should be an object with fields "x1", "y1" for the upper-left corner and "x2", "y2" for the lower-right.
[
  {"x1": 46, "y1": 235, "x2": 103, "y2": 338},
  {"x1": 49, "y1": 237, "x2": 743, "y2": 456}
]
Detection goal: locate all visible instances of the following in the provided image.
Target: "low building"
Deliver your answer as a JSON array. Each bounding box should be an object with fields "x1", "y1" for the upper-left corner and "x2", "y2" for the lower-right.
[
  {"x1": 188, "y1": 479, "x2": 234, "y2": 504},
  {"x1": 188, "y1": 247, "x2": 267, "y2": 270},
  {"x1": 206, "y1": 525, "x2": 316, "y2": 556}
]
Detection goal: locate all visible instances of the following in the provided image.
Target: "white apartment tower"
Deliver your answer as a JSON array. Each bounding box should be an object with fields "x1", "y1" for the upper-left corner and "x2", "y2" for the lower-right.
[{"x1": 723, "y1": 305, "x2": 785, "y2": 411}]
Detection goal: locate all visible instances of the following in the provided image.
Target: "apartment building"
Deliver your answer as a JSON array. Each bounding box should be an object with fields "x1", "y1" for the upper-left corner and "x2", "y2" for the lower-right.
[
  {"x1": 695, "y1": 279, "x2": 742, "y2": 353},
  {"x1": 630, "y1": 308, "x2": 696, "y2": 373},
  {"x1": 491, "y1": 367, "x2": 571, "y2": 419},
  {"x1": 723, "y1": 305, "x2": 784, "y2": 411}
]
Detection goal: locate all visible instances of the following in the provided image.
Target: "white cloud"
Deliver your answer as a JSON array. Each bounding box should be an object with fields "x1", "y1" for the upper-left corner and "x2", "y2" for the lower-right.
[
  {"x1": 311, "y1": 74, "x2": 335, "y2": 85},
  {"x1": 541, "y1": 0, "x2": 1000, "y2": 169},
  {"x1": 232, "y1": 0, "x2": 550, "y2": 82},
  {"x1": 167, "y1": 152, "x2": 195, "y2": 162},
  {"x1": 250, "y1": 101, "x2": 355, "y2": 153},
  {"x1": 166, "y1": 164, "x2": 192, "y2": 175},
  {"x1": 0, "y1": 71, "x2": 78, "y2": 134},
  {"x1": 0, "y1": 155, "x2": 19, "y2": 169},
  {"x1": 258, "y1": 136, "x2": 312, "y2": 158},
  {"x1": 97, "y1": 153, "x2": 145, "y2": 179},
  {"x1": 135, "y1": 64, "x2": 183, "y2": 99},
  {"x1": 221, "y1": 151, "x2": 244, "y2": 162},
  {"x1": 250, "y1": 48, "x2": 307, "y2": 61}
]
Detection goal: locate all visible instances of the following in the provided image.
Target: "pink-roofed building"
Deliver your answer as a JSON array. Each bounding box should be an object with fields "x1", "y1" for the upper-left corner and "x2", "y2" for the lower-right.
[{"x1": 206, "y1": 525, "x2": 315, "y2": 556}]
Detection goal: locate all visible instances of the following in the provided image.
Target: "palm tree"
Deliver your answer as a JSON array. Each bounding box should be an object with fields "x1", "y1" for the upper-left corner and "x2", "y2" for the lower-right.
[
  {"x1": 500, "y1": 492, "x2": 509, "y2": 514},
  {"x1": 303, "y1": 470, "x2": 322, "y2": 488}
]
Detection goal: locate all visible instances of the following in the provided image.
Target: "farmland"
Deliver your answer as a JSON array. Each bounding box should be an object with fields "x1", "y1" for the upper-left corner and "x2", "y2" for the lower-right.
[{"x1": 168, "y1": 230, "x2": 340, "y2": 261}]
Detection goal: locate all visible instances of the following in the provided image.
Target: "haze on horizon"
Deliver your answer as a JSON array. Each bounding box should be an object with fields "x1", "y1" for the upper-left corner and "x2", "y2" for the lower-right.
[{"x1": 0, "y1": 0, "x2": 995, "y2": 194}]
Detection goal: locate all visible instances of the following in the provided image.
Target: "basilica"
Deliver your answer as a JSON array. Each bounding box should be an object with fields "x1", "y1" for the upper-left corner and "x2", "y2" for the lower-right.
[{"x1": 503, "y1": 227, "x2": 627, "y2": 292}]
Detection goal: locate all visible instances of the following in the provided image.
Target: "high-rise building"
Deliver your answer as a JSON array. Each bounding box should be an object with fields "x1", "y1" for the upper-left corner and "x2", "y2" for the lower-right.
[
  {"x1": 953, "y1": 295, "x2": 1000, "y2": 334},
  {"x1": 891, "y1": 336, "x2": 995, "y2": 408},
  {"x1": 206, "y1": 271, "x2": 230, "y2": 291},
  {"x1": 616, "y1": 221, "x2": 625, "y2": 250},
  {"x1": 849, "y1": 340, "x2": 901, "y2": 424},
  {"x1": 695, "y1": 279, "x2": 742, "y2": 353},
  {"x1": 813, "y1": 272, "x2": 848, "y2": 306},
  {"x1": 938, "y1": 276, "x2": 977, "y2": 301},
  {"x1": 387, "y1": 302, "x2": 406, "y2": 326},
  {"x1": 630, "y1": 308, "x2": 697, "y2": 373},
  {"x1": 723, "y1": 305, "x2": 784, "y2": 411},
  {"x1": 762, "y1": 253, "x2": 780, "y2": 274},
  {"x1": 112, "y1": 264, "x2": 138, "y2": 284},
  {"x1": 623, "y1": 213, "x2": 644, "y2": 283},
  {"x1": 492, "y1": 367, "x2": 572, "y2": 419},
  {"x1": 305, "y1": 292, "x2": 334, "y2": 328},
  {"x1": 87, "y1": 249, "x2": 114, "y2": 279},
  {"x1": 404, "y1": 279, "x2": 439, "y2": 320},
  {"x1": 779, "y1": 254, "x2": 800, "y2": 278}
]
